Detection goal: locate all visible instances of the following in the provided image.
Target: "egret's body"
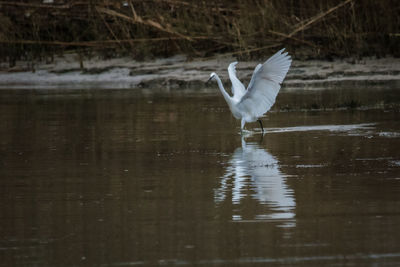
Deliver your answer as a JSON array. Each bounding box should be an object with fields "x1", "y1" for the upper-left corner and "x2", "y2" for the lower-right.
[{"x1": 208, "y1": 48, "x2": 292, "y2": 132}]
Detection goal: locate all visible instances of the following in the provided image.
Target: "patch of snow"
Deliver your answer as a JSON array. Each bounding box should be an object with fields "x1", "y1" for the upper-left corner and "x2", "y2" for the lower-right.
[
  {"x1": 296, "y1": 164, "x2": 326, "y2": 168},
  {"x1": 378, "y1": 132, "x2": 400, "y2": 138},
  {"x1": 0, "y1": 53, "x2": 399, "y2": 89},
  {"x1": 389, "y1": 160, "x2": 400, "y2": 167}
]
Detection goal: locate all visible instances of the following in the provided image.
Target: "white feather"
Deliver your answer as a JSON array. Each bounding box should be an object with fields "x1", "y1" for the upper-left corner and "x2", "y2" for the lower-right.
[
  {"x1": 247, "y1": 63, "x2": 262, "y2": 90},
  {"x1": 237, "y1": 48, "x2": 292, "y2": 121},
  {"x1": 228, "y1": 61, "x2": 246, "y2": 100}
]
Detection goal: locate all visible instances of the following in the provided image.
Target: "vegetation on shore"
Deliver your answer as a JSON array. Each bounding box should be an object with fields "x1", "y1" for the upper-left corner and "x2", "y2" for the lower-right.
[{"x1": 0, "y1": 0, "x2": 399, "y2": 66}]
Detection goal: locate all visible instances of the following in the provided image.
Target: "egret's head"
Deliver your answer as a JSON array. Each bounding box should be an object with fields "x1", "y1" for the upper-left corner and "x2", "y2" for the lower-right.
[{"x1": 206, "y1": 72, "x2": 217, "y2": 84}]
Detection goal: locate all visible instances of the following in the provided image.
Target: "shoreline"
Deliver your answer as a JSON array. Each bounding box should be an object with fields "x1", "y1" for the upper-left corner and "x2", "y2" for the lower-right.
[{"x1": 0, "y1": 54, "x2": 399, "y2": 90}]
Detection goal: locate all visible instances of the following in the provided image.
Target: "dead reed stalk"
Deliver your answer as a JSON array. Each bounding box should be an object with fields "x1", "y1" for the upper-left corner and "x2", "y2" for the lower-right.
[{"x1": 0, "y1": 0, "x2": 398, "y2": 64}]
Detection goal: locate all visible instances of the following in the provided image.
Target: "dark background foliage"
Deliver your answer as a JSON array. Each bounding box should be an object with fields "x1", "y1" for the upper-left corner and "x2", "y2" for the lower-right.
[{"x1": 0, "y1": 0, "x2": 399, "y2": 65}]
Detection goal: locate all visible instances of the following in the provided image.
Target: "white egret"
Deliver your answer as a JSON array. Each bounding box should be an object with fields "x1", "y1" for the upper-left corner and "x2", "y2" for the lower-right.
[{"x1": 207, "y1": 48, "x2": 292, "y2": 133}]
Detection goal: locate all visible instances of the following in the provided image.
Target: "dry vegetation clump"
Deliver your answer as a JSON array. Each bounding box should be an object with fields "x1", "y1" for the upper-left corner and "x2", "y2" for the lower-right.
[{"x1": 0, "y1": 0, "x2": 398, "y2": 65}]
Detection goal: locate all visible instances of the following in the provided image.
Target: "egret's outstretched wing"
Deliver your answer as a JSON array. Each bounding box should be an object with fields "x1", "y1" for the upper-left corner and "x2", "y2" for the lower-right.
[
  {"x1": 228, "y1": 62, "x2": 245, "y2": 99},
  {"x1": 247, "y1": 63, "x2": 262, "y2": 90},
  {"x1": 237, "y1": 49, "x2": 291, "y2": 119}
]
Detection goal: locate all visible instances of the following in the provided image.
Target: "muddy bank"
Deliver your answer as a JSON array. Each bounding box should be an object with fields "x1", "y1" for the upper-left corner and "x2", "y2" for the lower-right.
[{"x1": 0, "y1": 54, "x2": 399, "y2": 89}]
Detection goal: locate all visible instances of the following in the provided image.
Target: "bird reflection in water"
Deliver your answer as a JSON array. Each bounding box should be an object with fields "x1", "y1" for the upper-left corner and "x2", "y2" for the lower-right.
[{"x1": 215, "y1": 137, "x2": 296, "y2": 228}]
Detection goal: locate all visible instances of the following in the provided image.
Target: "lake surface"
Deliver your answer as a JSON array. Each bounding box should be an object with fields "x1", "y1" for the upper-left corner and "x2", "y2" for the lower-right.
[{"x1": 0, "y1": 87, "x2": 400, "y2": 266}]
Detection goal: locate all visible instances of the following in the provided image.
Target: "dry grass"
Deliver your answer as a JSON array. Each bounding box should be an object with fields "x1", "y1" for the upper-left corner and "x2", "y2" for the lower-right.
[{"x1": 0, "y1": 0, "x2": 399, "y2": 65}]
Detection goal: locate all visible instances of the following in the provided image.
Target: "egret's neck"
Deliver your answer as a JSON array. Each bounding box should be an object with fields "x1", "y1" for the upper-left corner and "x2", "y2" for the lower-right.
[{"x1": 214, "y1": 74, "x2": 232, "y2": 104}]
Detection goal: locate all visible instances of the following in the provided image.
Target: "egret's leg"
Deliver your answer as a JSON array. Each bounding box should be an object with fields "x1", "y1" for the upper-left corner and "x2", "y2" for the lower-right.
[
  {"x1": 257, "y1": 119, "x2": 264, "y2": 133},
  {"x1": 241, "y1": 118, "x2": 245, "y2": 134},
  {"x1": 259, "y1": 133, "x2": 264, "y2": 143}
]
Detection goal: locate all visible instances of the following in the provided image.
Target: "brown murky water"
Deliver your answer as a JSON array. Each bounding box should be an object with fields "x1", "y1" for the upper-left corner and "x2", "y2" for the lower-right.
[{"x1": 0, "y1": 88, "x2": 400, "y2": 266}]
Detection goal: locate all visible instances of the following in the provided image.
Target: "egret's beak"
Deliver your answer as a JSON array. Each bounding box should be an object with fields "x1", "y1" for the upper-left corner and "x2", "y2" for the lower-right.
[{"x1": 206, "y1": 76, "x2": 213, "y2": 85}]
